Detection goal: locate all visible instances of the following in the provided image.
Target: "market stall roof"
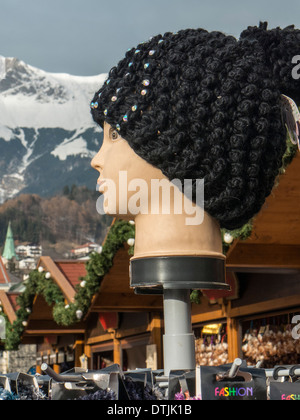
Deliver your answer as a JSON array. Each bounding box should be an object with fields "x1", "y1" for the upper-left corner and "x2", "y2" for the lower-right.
[
  {"x1": 22, "y1": 258, "x2": 87, "y2": 340},
  {"x1": 87, "y1": 243, "x2": 163, "y2": 313},
  {"x1": 0, "y1": 257, "x2": 10, "y2": 286},
  {"x1": 0, "y1": 290, "x2": 18, "y2": 324},
  {"x1": 227, "y1": 154, "x2": 300, "y2": 271},
  {"x1": 36, "y1": 257, "x2": 86, "y2": 303}
]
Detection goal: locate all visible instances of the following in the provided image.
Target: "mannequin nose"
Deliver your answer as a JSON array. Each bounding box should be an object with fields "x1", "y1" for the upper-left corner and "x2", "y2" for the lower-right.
[{"x1": 91, "y1": 150, "x2": 103, "y2": 171}]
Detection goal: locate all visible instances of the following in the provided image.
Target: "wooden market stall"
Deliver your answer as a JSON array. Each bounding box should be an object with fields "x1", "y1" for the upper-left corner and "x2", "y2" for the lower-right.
[
  {"x1": 192, "y1": 154, "x2": 300, "y2": 367},
  {"x1": 84, "y1": 243, "x2": 164, "y2": 371},
  {"x1": 22, "y1": 257, "x2": 87, "y2": 373},
  {"x1": 82, "y1": 154, "x2": 300, "y2": 371},
  {"x1": 8, "y1": 153, "x2": 300, "y2": 373}
]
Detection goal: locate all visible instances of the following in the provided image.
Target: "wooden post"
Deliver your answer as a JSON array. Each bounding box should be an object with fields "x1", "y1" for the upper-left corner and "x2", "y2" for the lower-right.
[
  {"x1": 84, "y1": 344, "x2": 92, "y2": 369},
  {"x1": 149, "y1": 312, "x2": 163, "y2": 369},
  {"x1": 113, "y1": 336, "x2": 122, "y2": 366},
  {"x1": 227, "y1": 305, "x2": 242, "y2": 363},
  {"x1": 53, "y1": 364, "x2": 60, "y2": 374},
  {"x1": 74, "y1": 340, "x2": 84, "y2": 367}
]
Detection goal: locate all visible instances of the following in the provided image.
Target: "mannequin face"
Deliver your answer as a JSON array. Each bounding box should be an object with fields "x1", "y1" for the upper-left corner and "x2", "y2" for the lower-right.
[
  {"x1": 91, "y1": 122, "x2": 204, "y2": 225},
  {"x1": 91, "y1": 122, "x2": 166, "y2": 218}
]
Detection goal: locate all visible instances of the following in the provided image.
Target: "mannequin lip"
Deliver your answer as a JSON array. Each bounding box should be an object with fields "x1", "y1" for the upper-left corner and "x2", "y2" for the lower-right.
[{"x1": 97, "y1": 178, "x2": 107, "y2": 193}]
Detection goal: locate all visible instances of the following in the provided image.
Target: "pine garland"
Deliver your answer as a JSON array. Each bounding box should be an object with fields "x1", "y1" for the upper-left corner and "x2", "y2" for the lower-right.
[
  {"x1": 4, "y1": 269, "x2": 65, "y2": 350},
  {"x1": 3, "y1": 219, "x2": 135, "y2": 350},
  {"x1": 53, "y1": 219, "x2": 135, "y2": 326}
]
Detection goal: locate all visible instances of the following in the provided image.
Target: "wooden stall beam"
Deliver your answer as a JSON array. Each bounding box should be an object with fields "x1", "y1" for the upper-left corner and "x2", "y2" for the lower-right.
[
  {"x1": 227, "y1": 302, "x2": 242, "y2": 363},
  {"x1": 25, "y1": 328, "x2": 85, "y2": 335},
  {"x1": 227, "y1": 244, "x2": 300, "y2": 270},
  {"x1": 90, "y1": 293, "x2": 163, "y2": 312},
  {"x1": 74, "y1": 340, "x2": 84, "y2": 367},
  {"x1": 0, "y1": 290, "x2": 17, "y2": 324},
  {"x1": 113, "y1": 336, "x2": 122, "y2": 366},
  {"x1": 149, "y1": 313, "x2": 163, "y2": 370},
  {"x1": 228, "y1": 294, "x2": 300, "y2": 318},
  {"x1": 192, "y1": 309, "x2": 226, "y2": 325},
  {"x1": 38, "y1": 256, "x2": 76, "y2": 303}
]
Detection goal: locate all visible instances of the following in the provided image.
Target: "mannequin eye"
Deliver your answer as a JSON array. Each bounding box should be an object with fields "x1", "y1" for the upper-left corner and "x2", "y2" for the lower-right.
[{"x1": 110, "y1": 129, "x2": 120, "y2": 141}]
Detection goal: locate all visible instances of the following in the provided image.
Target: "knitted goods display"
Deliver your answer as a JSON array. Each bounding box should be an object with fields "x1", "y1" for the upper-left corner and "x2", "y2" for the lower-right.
[{"x1": 91, "y1": 22, "x2": 300, "y2": 230}]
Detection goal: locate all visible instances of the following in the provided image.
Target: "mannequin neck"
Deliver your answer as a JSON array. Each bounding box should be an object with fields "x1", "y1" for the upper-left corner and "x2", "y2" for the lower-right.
[{"x1": 132, "y1": 210, "x2": 224, "y2": 259}]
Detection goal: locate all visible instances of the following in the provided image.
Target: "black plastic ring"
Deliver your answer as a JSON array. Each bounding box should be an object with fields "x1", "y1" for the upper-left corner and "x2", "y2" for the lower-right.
[{"x1": 130, "y1": 255, "x2": 230, "y2": 291}]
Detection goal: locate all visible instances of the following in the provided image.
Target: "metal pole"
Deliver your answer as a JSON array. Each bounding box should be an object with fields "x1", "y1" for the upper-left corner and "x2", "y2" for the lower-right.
[
  {"x1": 265, "y1": 368, "x2": 300, "y2": 378},
  {"x1": 41, "y1": 363, "x2": 82, "y2": 382},
  {"x1": 163, "y1": 289, "x2": 196, "y2": 375},
  {"x1": 228, "y1": 358, "x2": 243, "y2": 378}
]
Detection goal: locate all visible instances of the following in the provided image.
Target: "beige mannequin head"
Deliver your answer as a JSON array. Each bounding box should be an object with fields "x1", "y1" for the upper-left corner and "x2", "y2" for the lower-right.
[
  {"x1": 91, "y1": 122, "x2": 168, "y2": 219},
  {"x1": 91, "y1": 122, "x2": 224, "y2": 258}
]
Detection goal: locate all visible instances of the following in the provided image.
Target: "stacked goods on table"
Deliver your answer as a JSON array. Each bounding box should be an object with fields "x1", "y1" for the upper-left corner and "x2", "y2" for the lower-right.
[
  {"x1": 242, "y1": 314, "x2": 300, "y2": 368},
  {"x1": 195, "y1": 338, "x2": 228, "y2": 366},
  {"x1": 195, "y1": 324, "x2": 228, "y2": 367},
  {"x1": 242, "y1": 328, "x2": 300, "y2": 367}
]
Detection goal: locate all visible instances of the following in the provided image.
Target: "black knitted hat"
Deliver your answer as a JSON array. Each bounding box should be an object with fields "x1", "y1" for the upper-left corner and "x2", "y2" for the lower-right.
[{"x1": 91, "y1": 22, "x2": 300, "y2": 230}]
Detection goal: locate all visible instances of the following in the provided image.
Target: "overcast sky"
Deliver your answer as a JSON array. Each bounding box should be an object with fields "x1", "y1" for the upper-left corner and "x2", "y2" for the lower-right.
[{"x1": 0, "y1": 0, "x2": 299, "y2": 76}]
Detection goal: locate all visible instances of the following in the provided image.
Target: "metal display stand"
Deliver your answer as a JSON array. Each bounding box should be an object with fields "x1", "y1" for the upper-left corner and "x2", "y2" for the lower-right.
[
  {"x1": 130, "y1": 255, "x2": 229, "y2": 374},
  {"x1": 163, "y1": 289, "x2": 195, "y2": 375}
]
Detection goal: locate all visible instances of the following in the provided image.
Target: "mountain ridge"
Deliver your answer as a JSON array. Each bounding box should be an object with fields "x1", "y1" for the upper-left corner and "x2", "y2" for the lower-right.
[{"x1": 0, "y1": 55, "x2": 106, "y2": 202}]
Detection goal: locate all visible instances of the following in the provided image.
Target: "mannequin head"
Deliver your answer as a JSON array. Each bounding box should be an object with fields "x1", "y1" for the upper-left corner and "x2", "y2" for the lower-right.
[
  {"x1": 91, "y1": 121, "x2": 204, "y2": 225},
  {"x1": 91, "y1": 22, "x2": 300, "y2": 230},
  {"x1": 91, "y1": 121, "x2": 168, "y2": 218}
]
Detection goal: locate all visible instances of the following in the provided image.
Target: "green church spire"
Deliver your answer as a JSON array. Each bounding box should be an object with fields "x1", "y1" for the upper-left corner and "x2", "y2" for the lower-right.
[{"x1": 2, "y1": 221, "x2": 17, "y2": 260}]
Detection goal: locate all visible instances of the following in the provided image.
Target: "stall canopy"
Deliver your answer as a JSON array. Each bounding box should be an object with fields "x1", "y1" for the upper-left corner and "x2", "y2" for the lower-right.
[{"x1": 87, "y1": 244, "x2": 163, "y2": 314}]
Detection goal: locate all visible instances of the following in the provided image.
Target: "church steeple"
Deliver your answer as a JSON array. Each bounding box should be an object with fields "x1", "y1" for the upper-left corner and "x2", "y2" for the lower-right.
[{"x1": 2, "y1": 221, "x2": 17, "y2": 261}]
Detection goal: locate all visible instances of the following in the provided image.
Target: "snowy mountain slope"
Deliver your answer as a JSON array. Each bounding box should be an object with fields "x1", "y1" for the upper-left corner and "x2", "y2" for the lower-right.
[{"x1": 0, "y1": 56, "x2": 106, "y2": 202}]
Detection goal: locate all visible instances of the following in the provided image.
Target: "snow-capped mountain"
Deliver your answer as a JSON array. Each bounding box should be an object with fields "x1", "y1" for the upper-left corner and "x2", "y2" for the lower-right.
[{"x1": 0, "y1": 55, "x2": 107, "y2": 203}]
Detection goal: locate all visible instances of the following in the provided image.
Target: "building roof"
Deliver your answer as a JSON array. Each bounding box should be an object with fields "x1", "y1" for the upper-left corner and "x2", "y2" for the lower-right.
[
  {"x1": 0, "y1": 290, "x2": 17, "y2": 324},
  {"x1": 2, "y1": 221, "x2": 17, "y2": 260},
  {"x1": 37, "y1": 256, "x2": 87, "y2": 302},
  {"x1": 71, "y1": 242, "x2": 99, "y2": 252},
  {"x1": 55, "y1": 260, "x2": 87, "y2": 288},
  {"x1": 18, "y1": 257, "x2": 87, "y2": 340}
]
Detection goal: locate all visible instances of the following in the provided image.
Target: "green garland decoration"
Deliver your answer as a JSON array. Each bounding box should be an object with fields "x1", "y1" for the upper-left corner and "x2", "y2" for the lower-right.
[
  {"x1": 3, "y1": 219, "x2": 135, "y2": 350},
  {"x1": 52, "y1": 219, "x2": 135, "y2": 326},
  {"x1": 3, "y1": 131, "x2": 298, "y2": 348},
  {"x1": 3, "y1": 269, "x2": 65, "y2": 350}
]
